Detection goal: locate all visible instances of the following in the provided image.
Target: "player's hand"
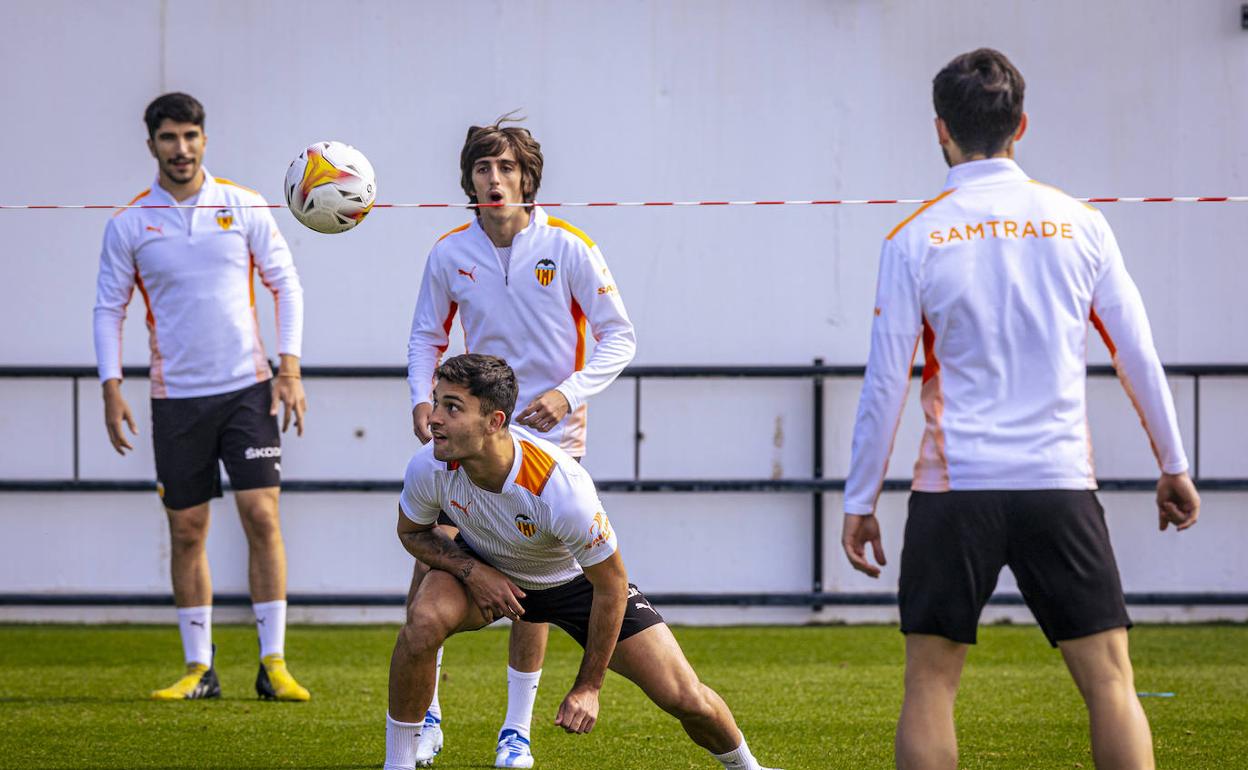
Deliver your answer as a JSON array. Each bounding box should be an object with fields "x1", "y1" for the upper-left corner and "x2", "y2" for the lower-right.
[
  {"x1": 102, "y1": 379, "x2": 137, "y2": 455},
  {"x1": 842, "y1": 513, "x2": 886, "y2": 578},
  {"x1": 413, "y1": 402, "x2": 433, "y2": 444},
  {"x1": 554, "y1": 685, "x2": 600, "y2": 734},
  {"x1": 515, "y1": 390, "x2": 570, "y2": 433},
  {"x1": 463, "y1": 561, "x2": 527, "y2": 623},
  {"x1": 1157, "y1": 471, "x2": 1200, "y2": 532},
  {"x1": 271, "y1": 357, "x2": 307, "y2": 436}
]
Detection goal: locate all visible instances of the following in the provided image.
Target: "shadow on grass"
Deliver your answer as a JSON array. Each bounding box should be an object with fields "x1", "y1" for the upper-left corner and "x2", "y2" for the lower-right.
[
  {"x1": 16, "y1": 764, "x2": 500, "y2": 770},
  {"x1": 25, "y1": 766, "x2": 381, "y2": 770},
  {"x1": 0, "y1": 696, "x2": 150, "y2": 704}
]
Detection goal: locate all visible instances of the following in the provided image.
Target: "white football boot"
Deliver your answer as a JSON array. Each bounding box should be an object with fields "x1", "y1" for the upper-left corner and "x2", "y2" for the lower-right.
[
  {"x1": 493, "y1": 728, "x2": 534, "y2": 768},
  {"x1": 413, "y1": 712, "x2": 443, "y2": 767}
]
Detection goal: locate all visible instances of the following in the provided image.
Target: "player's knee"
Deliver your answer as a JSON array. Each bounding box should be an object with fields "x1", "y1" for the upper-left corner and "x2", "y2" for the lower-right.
[
  {"x1": 242, "y1": 513, "x2": 281, "y2": 544},
  {"x1": 663, "y1": 681, "x2": 717, "y2": 721},
  {"x1": 397, "y1": 614, "x2": 447, "y2": 659},
  {"x1": 1073, "y1": 658, "x2": 1135, "y2": 698},
  {"x1": 168, "y1": 519, "x2": 208, "y2": 551}
]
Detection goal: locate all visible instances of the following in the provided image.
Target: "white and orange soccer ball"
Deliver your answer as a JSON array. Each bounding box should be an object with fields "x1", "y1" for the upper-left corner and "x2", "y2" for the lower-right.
[{"x1": 284, "y1": 141, "x2": 376, "y2": 234}]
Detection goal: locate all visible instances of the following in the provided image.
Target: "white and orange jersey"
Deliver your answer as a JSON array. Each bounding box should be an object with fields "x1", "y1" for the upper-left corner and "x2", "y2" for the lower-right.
[
  {"x1": 93, "y1": 171, "x2": 303, "y2": 398},
  {"x1": 844, "y1": 158, "x2": 1188, "y2": 514},
  {"x1": 407, "y1": 207, "x2": 636, "y2": 457},
  {"x1": 399, "y1": 425, "x2": 618, "y2": 590}
]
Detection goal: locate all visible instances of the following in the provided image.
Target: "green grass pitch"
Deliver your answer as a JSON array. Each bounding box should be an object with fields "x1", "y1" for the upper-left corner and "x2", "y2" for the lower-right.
[{"x1": 0, "y1": 623, "x2": 1244, "y2": 769}]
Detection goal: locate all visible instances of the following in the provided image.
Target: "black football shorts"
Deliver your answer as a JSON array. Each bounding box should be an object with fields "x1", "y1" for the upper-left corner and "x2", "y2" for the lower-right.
[
  {"x1": 899, "y1": 489, "x2": 1131, "y2": 646},
  {"x1": 151, "y1": 380, "x2": 281, "y2": 510},
  {"x1": 453, "y1": 534, "x2": 664, "y2": 646}
]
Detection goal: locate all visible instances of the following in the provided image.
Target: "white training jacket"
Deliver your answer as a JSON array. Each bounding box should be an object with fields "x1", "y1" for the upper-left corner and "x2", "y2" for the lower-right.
[
  {"x1": 399, "y1": 425, "x2": 618, "y2": 590},
  {"x1": 844, "y1": 158, "x2": 1188, "y2": 514},
  {"x1": 407, "y1": 206, "x2": 636, "y2": 457},
  {"x1": 93, "y1": 171, "x2": 303, "y2": 399}
]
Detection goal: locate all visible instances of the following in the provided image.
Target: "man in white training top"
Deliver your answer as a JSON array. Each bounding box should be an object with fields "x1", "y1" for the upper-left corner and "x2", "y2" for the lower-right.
[
  {"x1": 94, "y1": 92, "x2": 311, "y2": 702},
  {"x1": 405, "y1": 116, "x2": 636, "y2": 767},
  {"x1": 384, "y1": 354, "x2": 775, "y2": 770},
  {"x1": 841, "y1": 49, "x2": 1200, "y2": 770}
]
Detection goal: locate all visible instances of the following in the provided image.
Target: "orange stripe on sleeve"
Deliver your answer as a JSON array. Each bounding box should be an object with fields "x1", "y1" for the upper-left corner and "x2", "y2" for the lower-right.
[
  {"x1": 1029, "y1": 179, "x2": 1098, "y2": 211},
  {"x1": 1090, "y1": 309, "x2": 1161, "y2": 464},
  {"x1": 547, "y1": 216, "x2": 596, "y2": 248},
  {"x1": 1089, "y1": 310, "x2": 1117, "y2": 357},
  {"x1": 214, "y1": 177, "x2": 261, "y2": 196},
  {"x1": 134, "y1": 273, "x2": 166, "y2": 398},
  {"x1": 438, "y1": 302, "x2": 459, "y2": 354},
  {"x1": 437, "y1": 223, "x2": 471, "y2": 242},
  {"x1": 570, "y1": 299, "x2": 587, "y2": 370},
  {"x1": 113, "y1": 189, "x2": 151, "y2": 217},
  {"x1": 886, "y1": 188, "x2": 956, "y2": 240},
  {"x1": 515, "y1": 441, "x2": 557, "y2": 496},
  {"x1": 921, "y1": 317, "x2": 941, "y2": 384}
]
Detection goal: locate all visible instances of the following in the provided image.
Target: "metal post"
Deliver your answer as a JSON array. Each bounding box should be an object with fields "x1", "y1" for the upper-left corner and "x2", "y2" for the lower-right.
[
  {"x1": 1193, "y1": 374, "x2": 1201, "y2": 481},
  {"x1": 633, "y1": 376, "x2": 643, "y2": 481},
  {"x1": 72, "y1": 376, "x2": 80, "y2": 481},
  {"x1": 812, "y1": 358, "x2": 825, "y2": 611}
]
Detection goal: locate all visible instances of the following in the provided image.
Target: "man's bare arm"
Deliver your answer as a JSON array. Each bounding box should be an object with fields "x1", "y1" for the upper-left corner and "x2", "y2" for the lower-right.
[
  {"x1": 397, "y1": 507, "x2": 478, "y2": 581},
  {"x1": 396, "y1": 508, "x2": 526, "y2": 621},
  {"x1": 555, "y1": 550, "x2": 628, "y2": 734}
]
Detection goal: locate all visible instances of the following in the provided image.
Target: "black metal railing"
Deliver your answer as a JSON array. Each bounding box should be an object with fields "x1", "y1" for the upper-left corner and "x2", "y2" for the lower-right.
[{"x1": 2, "y1": 363, "x2": 1246, "y2": 609}]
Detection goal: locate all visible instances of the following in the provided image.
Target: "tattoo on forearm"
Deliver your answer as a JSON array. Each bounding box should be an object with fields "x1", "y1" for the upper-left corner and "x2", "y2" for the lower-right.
[{"x1": 404, "y1": 529, "x2": 477, "y2": 583}]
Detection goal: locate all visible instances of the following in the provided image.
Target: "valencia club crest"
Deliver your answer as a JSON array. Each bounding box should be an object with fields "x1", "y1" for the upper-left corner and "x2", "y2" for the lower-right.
[
  {"x1": 515, "y1": 513, "x2": 537, "y2": 538},
  {"x1": 534, "y1": 258, "x2": 556, "y2": 286}
]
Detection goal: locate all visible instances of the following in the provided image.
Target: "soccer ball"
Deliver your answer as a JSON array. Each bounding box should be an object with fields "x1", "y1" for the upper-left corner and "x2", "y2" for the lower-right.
[{"x1": 284, "y1": 141, "x2": 376, "y2": 234}]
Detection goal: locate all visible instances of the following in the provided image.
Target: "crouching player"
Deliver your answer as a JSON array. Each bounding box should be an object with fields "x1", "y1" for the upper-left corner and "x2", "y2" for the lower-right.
[{"x1": 382, "y1": 354, "x2": 777, "y2": 770}]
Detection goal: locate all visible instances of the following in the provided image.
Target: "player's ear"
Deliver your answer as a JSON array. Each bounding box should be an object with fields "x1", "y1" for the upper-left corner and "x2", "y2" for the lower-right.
[
  {"x1": 1013, "y1": 113, "x2": 1028, "y2": 142},
  {"x1": 487, "y1": 410, "x2": 508, "y2": 434},
  {"x1": 147, "y1": 137, "x2": 157, "y2": 159}
]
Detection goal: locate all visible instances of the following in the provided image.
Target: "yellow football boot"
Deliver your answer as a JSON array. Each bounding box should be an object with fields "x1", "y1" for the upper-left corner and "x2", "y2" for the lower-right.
[
  {"x1": 151, "y1": 661, "x2": 220, "y2": 700},
  {"x1": 255, "y1": 654, "x2": 311, "y2": 701}
]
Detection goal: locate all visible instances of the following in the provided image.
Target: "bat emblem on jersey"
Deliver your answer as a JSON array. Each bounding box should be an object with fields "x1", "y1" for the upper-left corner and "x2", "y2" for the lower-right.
[
  {"x1": 214, "y1": 208, "x2": 234, "y2": 230},
  {"x1": 449, "y1": 499, "x2": 473, "y2": 517},
  {"x1": 457, "y1": 266, "x2": 478, "y2": 283},
  {"x1": 514, "y1": 513, "x2": 537, "y2": 538},
  {"x1": 534, "y1": 258, "x2": 556, "y2": 286},
  {"x1": 587, "y1": 511, "x2": 613, "y2": 549}
]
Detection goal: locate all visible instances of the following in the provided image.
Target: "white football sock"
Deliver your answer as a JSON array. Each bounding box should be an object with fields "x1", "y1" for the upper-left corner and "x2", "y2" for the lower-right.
[
  {"x1": 500, "y1": 665, "x2": 542, "y2": 739},
  {"x1": 176, "y1": 605, "x2": 212, "y2": 667},
  {"x1": 384, "y1": 712, "x2": 423, "y2": 770},
  {"x1": 252, "y1": 599, "x2": 287, "y2": 659},
  {"x1": 713, "y1": 737, "x2": 761, "y2": 770},
  {"x1": 425, "y1": 646, "x2": 443, "y2": 721}
]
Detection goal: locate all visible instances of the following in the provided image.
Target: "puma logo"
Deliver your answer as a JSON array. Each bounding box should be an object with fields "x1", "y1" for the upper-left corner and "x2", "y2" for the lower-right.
[
  {"x1": 145, "y1": 225, "x2": 164, "y2": 235},
  {"x1": 256, "y1": 617, "x2": 266, "y2": 626},
  {"x1": 457, "y1": 266, "x2": 478, "y2": 283},
  {"x1": 449, "y1": 499, "x2": 472, "y2": 516},
  {"x1": 189, "y1": 620, "x2": 205, "y2": 628}
]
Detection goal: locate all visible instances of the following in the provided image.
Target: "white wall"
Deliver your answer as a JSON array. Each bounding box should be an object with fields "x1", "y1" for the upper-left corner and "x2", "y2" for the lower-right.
[
  {"x1": 3, "y1": 0, "x2": 1246, "y2": 367},
  {"x1": 2, "y1": 0, "x2": 1246, "y2": 621}
]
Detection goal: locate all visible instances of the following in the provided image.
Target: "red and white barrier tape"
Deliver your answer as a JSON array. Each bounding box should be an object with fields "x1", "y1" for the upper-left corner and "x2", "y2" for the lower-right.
[{"x1": 1, "y1": 197, "x2": 1246, "y2": 210}]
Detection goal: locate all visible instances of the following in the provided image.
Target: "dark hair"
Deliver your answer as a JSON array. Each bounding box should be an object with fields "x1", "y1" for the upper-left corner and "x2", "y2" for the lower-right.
[
  {"x1": 144, "y1": 93, "x2": 206, "y2": 139},
  {"x1": 932, "y1": 48, "x2": 1025, "y2": 157},
  {"x1": 435, "y1": 354, "x2": 519, "y2": 424},
  {"x1": 459, "y1": 112, "x2": 543, "y2": 215}
]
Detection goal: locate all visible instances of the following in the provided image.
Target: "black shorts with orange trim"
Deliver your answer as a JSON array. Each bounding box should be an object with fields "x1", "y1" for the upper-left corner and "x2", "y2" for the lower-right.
[{"x1": 899, "y1": 490, "x2": 1131, "y2": 646}]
